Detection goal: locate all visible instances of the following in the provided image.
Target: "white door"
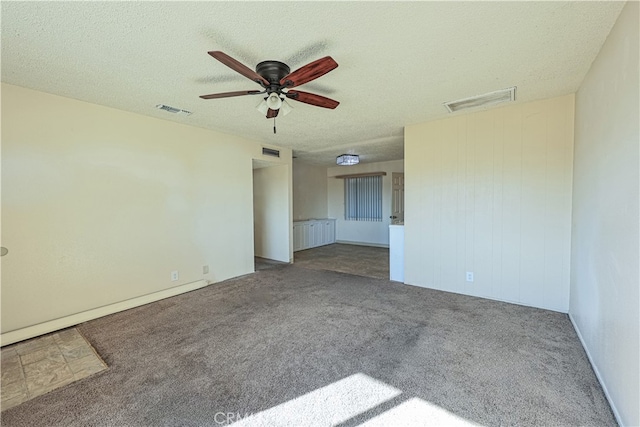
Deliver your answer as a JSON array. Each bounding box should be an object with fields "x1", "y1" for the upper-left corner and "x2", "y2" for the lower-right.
[{"x1": 391, "y1": 172, "x2": 405, "y2": 224}]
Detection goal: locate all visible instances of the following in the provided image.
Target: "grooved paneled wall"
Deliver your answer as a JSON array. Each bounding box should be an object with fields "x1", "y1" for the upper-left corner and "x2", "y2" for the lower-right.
[{"x1": 404, "y1": 95, "x2": 574, "y2": 312}]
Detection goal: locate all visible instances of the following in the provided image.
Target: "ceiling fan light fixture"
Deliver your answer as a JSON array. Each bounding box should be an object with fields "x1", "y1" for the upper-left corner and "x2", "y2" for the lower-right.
[
  {"x1": 280, "y1": 100, "x2": 293, "y2": 116},
  {"x1": 266, "y1": 93, "x2": 283, "y2": 110},
  {"x1": 256, "y1": 99, "x2": 269, "y2": 115},
  {"x1": 337, "y1": 154, "x2": 359, "y2": 166}
]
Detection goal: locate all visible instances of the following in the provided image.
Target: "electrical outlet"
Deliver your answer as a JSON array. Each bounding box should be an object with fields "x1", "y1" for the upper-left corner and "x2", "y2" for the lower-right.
[
  {"x1": 203, "y1": 265, "x2": 209, "y2": 274},
  {"x1": 466, "y1": 272, "x2": 474, "y2": 282},
  {"x1": 171, "y1": 270, "x2": 179, "y2": 281}
]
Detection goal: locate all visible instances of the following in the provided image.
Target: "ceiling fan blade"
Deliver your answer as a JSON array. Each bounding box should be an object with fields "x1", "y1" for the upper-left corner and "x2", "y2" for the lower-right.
[
  {"x1": 208, "y1": 51, "x2": 269, "y2": 86},
  {"x1": 199, "y1": 90, "x2": 262, "y2": 100},
  {"x1": 280, "y1": 56, "x2": 338, "y2": 88},
  {"x1": 266, "y1": 108, "x2": 279, "y2": 119},
  {"x1": 286, "y1": 90, "x2": 339, "y2": 109}
]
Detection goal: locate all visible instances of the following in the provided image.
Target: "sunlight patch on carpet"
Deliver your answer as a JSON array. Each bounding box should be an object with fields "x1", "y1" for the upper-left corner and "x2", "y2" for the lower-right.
[
  {"x1": 229, "y1": 373, "x2": 478, "y2": 427},
  {"x1": 230, "y1": 373, "x2": 401, "y2": 426},
  {"x1": 359, "y1": 397, "x2": 480, "y2": 427}
]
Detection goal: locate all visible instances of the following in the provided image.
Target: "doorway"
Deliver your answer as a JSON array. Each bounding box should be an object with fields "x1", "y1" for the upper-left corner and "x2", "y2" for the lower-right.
[
  {"x1": 252, "y1": 160, "x2": 291, "y2": 267},
  {"x1": 391, "y1": 172, "x2": 404, "y2": 224}
]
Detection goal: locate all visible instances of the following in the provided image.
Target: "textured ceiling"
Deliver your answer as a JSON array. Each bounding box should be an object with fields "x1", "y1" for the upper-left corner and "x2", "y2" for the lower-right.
[{"x1": 1, "y1": 1, "x2": 624, "y2": 166}]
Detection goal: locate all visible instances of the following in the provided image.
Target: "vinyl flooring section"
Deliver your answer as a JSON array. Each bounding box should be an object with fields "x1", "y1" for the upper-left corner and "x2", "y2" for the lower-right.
[{"x1": 1, "y1": 328, "x2": 106, "y2": 411}]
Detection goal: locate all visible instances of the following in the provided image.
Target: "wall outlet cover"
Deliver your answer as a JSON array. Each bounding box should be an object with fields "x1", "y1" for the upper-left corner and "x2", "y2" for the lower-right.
[
  {"x1": 171, "y1": 271, "x2": 179, "y2": 281},
  {"x1": 203, "y1": 265, "x2": 209, "y2": 274},
  {"x1": 466, "y1": 272, "x2": 474, "y2": 282}
]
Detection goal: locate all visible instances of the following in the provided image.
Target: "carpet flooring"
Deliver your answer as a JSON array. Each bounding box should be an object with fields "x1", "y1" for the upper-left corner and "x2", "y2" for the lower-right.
[
  {"x1": 294, "y1": 244, "x2": 389, "y2": 279},
  {"x1": 1, "y1": 264, "x2": 615, "y2": 426}
]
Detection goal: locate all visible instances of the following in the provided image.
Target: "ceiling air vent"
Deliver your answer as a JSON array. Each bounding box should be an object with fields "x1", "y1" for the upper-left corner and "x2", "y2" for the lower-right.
[
  {"x1": 262, "y1": 147, "x2": 280, "y2": 158},
  {"x1": 444, "y1": 87, "x2": 516, "y2": 113},
  {"x1": 155, "y1": 104, "x2": 192, "y2": 116}
]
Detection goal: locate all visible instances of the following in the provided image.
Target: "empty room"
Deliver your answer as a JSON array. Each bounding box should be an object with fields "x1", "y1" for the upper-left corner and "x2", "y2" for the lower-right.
[{"x1": 1, "y1": 1, "x2": 638, "y2": 426}]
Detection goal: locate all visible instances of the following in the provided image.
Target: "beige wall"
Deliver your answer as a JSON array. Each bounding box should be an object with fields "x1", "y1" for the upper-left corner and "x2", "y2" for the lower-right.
[
  {"x1": 405, "y1": 95, "x2": 574, "y2": 312},
  {"x1": 253, "y1": 164, "x2": 292, "y2": 262},
  {"x1": 570, "y1": 2, "x2": 639, "y2": 425},
  {"x1": 293, "y1": 161, "x2": 327, "y2": 220},
  {"x1": 327, "y1": 160, "x2": 404, "y2": 247},
  {"x1": 1, "y1": 83, "x2": 291, "y2": 338}
]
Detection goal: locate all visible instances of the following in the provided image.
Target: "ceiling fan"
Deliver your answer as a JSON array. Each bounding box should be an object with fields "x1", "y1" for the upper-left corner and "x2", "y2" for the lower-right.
[{"x1": 200, "y1": 51, "x2": 340, "y2": 119}]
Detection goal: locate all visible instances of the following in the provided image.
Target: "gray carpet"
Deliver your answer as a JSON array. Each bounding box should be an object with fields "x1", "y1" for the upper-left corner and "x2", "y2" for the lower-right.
[
  {"x1": 254, "y1": 256, "x2": 288, "y2": 271},
  {"x1": 1, "y1": 265, "x2": 615, "y2": 426},
  {"x1": 294, "y1": 244, "x2": 389, "y2": 279}
]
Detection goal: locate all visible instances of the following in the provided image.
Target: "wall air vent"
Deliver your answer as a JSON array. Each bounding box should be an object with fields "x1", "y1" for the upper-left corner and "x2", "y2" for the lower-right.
[
  {"x1": 444, "y1": 87, "x2": 516, "y2": 113},
  {"x1": 262, "y1": 147, "x2": 280, "y2": 158},
  {"x1": 155, "y1": 104, "x2": 192, "y2": 116}
]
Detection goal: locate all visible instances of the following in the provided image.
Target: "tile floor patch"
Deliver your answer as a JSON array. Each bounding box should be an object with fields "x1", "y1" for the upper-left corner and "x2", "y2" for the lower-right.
[
  {"x1": 14, "y1": 336, "x2": 54, "y2": 355},
  {"x1": 0, "y1": 328, "x2": 107, "y2": 411},
  {"x1": 19, "y1": 346, "x2": 66, "y2": 366},
  {"x1": 60, "y1": 345, "x2": 94, "y2": 361}
]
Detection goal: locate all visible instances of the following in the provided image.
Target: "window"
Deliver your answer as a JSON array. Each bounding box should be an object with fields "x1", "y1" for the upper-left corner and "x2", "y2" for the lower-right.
[{"x1": 344, "y1": 175, "x2": 382, "y2": 221}]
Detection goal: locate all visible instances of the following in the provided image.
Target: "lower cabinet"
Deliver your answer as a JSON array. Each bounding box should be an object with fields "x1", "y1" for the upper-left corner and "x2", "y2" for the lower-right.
[
  {"x1": 293, "y1": 223, "x2": 307, "y2": 252},
  {"x1": 293, "y1": 219, "x2": 336, "y2": 252},
  {"x1": 322, "y1": 219, "x2": 336, "y2": 245}
]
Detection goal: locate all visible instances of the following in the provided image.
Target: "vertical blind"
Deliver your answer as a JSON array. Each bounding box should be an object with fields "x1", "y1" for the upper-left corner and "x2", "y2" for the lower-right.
[{"x1": 344, "y1": 175, "x2": 382, "y2": 221}]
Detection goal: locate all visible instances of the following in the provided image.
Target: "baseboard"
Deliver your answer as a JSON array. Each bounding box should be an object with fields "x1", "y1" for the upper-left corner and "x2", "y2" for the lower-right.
[
  {"x1": 1, "y1": 280, "x2": 210, "y2": 347},
  {"x1": 335, "y1": 240, "x2": 389, "y2": 248},
  {"x1": 569, "y1": 313, "x2": 623, "y2": 426}
]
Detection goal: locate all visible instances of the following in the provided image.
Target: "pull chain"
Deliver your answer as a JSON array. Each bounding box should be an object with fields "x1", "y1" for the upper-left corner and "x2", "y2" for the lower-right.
[{"x1": 273, "y1": 117, "x2": 277, "y2": 134}]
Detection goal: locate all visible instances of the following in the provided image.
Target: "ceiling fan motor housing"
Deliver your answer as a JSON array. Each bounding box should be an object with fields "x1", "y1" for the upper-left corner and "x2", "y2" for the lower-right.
[{"x1": 256, "y1": 61, "x2": 291, "y2": 92}]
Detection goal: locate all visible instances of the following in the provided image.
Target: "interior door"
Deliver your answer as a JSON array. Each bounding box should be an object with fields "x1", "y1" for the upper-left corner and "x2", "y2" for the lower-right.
[{"x1": 391, "y1": 172, "x2": 404, "y2": 224}]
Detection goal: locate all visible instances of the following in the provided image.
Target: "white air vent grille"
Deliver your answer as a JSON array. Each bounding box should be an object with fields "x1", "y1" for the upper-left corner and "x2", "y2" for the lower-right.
[
  {"x1": 444, "y1": 87, "x2": 516, "y2": 113},
  {"x1": 156, "y1": 104, "x2": 192, "y2": 116}
]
